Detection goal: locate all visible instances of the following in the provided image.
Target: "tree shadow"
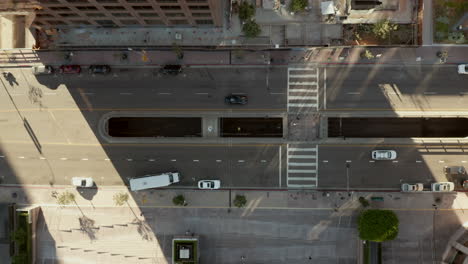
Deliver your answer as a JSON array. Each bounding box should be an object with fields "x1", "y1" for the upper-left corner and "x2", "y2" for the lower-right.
[
  {"x1": 2, "y1": 72, "x2": 19, "y2": 86},
  {"x1": 78, "y1": 216, "x2": 97, "y2": 241}
]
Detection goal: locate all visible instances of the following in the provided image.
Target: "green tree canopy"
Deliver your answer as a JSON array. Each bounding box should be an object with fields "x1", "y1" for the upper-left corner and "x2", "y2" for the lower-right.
[
  {"x1": 372, "y1": 19, "x2": 398, "y2": 40},
  {"x1": 358, "y1": 209, "x2": 399, "y2": 242},
  {"x1": 238, "y1": 1, "x2": 255, "y2": 21},
  {"x1": 289, "y1": 0, "x2": 308, "y2": 12},
  {"x1": 242, "y1": 20, "x2": 261, "y2": 38}
]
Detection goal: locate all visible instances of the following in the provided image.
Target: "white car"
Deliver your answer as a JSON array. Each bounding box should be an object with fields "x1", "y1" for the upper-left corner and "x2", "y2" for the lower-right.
[
  {"x1": 371, "y1": 150, "x2": 397, "y2": 160},
  {"x1": 32, "y1": 65, "x2": 53, "y2": 75},
  {"x1": 401, "y1": 183, "x2": 424, "y2": 192},
  {"x1": 72, "y1": 177, "x2": 94, "y2": 188},
  {"x1": 431, "y1": 182, "x2": 454, "y2": 192},
  {"x1": 198, "y1": 180, "x2": 221, "y2": 190},
  {"x1": 458, "y1": 64, "x2": 468, "y2": 74}
]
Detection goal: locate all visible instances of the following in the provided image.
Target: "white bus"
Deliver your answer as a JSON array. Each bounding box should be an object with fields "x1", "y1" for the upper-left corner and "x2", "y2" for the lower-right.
[{"x1": 129, "y1": 172, "x2": 180, "y2": 191}]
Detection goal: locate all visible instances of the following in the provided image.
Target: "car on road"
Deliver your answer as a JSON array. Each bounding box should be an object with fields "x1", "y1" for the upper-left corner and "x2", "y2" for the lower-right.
[
  {"x1": 89, "y1": 65, "x2": 111, "y2": 74},
  {"x1": 401, "y1": 183, "x2": 424, "y2": 192},
  {"x1": 160, "y1": 64, "x2": 182, "y2": 75},
  {"x1": 225, "y1": 95, "x2": 248, "y2": 105},
  {"x1": 444, "y1": 166, "x2": 466, "y2": 175},
  {"x1": 32, "y1": 65, "x2": 54, "y2": 75},
  {"x1": 59, "y1": 65, "x2": 81, "y2": 74},
  {"x1": 371, "y1": 150, "x2": 397, "y2": 160},
  {"x1": 458, "y1": 64, "x2": 468, "y2": 74},
  {"x1": 72, "y1": 177, "x2": 94, "y2": 188},
  {"x1": 198, "y1": 180, "x2": 221, "y2": 190},
  {"x1": 431, "y1": 182, "x2": 455, "y2": 192}
]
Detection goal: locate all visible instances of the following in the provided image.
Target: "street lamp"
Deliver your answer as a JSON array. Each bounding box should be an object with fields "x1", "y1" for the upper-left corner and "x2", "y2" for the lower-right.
[{"x1": 346, "y1": 163, "x2": 350, "y2": 195}]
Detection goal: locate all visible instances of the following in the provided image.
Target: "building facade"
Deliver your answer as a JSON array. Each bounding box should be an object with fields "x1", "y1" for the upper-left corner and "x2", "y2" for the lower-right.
[{"x1": 3, "y1": 0, "x2": 223, "y2": 28}]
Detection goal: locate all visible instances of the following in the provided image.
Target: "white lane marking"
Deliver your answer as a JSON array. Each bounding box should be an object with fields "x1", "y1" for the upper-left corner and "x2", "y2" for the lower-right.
[
  {"x1": 279, "y1": 145, "x2": 282, "y2": 188},
  {"x1": 462, "y1": 161, "x2": 467, "y2": 163},
  {"x1": 289, "y1": 162, "x2": 316, "y2": 166},
  {"x1": 288, "y1": 148, "x2": 317, "y2": 151},
  {"x1": 324, "y1": 67, "x2": 327, "y2": 110},
  {"x1": 195, "y1": 93, "x2": 208, "y2": 95},
  {"x1": 392, "y1": 160, "x2": 398, "y2": 163},
  {"x1": 347, "y1": 92, "x2": 360, "y2": 95},
  {"x1": 416, "y1": 160, "x2": 422, "y2": 163},
  {"x1": 424, "y1": 92, "x2": 437, "y2": 95},
  {"x1": 120, "y1": 92, "x2": 133, "y2": 95},
  {"x1": 104, "y1": 158, "x2": 110, "y2": 161},
  {"x1": 238, "y1": 160, "x2": 245, "y2": 163},
  {"x1": 369, "y1": 160, "x2": 375, "y2": 163},
  {"x1": 193, "y1": 160, "x2": 199, "y2": 162},
  {"x1": 346, "y1": 160, "x2": 352, "y2": 163},
  {"x1": 81, "y1": 158, "x2": 88, "y2": 161},
  {"x1": 127, "y1": 158, "x2": 133, "y2": 161},
  {"x1": 18, "y1": 156, "x2": 25, "y2": 159},
  {"x1": 39, "y1": 157, "x2": 46, "y2": 160},
  {"x1": 60, "y1": 157, "x2": 67, "y2": 160},
  {"x1": 438, "y1": 160, "x2": 445, "y2": 163},
  {"x1": 158, "y1": 92, "x2": 171, "y2": 95},
  {"x1": 270, "y1": 92, "x2": 284, "y2": 95},
  {"x1": 216, "y1": 160, "x2": 222, "y2": 162},
  {"x1": 261, "y1": 160, "x2": 267, "y2": 163},
  {"x1": 148, "y1": 159, "x2": 155, "y2": 162},
  {"x1": 323, "y1": 160, "x2": 328, "y2": 163},
  {"x1": 171, "y1": 159, "x2": 177, "y2": 162}
]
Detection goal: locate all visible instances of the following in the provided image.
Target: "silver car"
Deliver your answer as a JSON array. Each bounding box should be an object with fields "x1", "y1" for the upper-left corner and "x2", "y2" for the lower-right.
[
  {"x1": 431, "y1": 182, "x2": 454, "y2": 192},
  {"x1": 401, "y1": 183, "x2": 424, "y2": 192},
  {"x1": 198, "y1": 180, "x2": 221, "y2": 190},
  {"x1": 371, "y1": 150, "x2": 397, "y2": 160},
  {"x1": 458, "y1": 64, "x2": 468, "y2": 74}
]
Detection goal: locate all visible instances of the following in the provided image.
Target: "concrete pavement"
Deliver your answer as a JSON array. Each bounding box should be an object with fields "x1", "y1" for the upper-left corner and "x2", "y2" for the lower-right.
[{"x1": 1, "y1": 46, "x2": 468, "y2": 68}]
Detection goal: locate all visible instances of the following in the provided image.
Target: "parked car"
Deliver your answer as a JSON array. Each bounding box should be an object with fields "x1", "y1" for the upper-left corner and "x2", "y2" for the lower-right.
[
  {"x1": 401, "y1": 183, "x2": 424, "y2": 192},
  {"x1": 371, "y1": 150, "x2": 397, "y2": 160},
  {"x1": 159, "y1": 64, "x2": 182, "y2": 75},
  {"x1": 431, "y1": 182, "x2": 455, "y2": 192},
  {"x1": 458, "y1": 64, "x2": 468, "y2": 74},
  {"x1": 89, "y1": 65, "x2": 111, "y2": 74},
  {"x1": 444, "y1": 166, "x2": 466, "y2": 175},
  {"x1": 59, "y1": 65, "x2": 81, "y2": 74},
  {"x1": 198, "y1": 180, "x2": 221, "y2": 190},
  {"x1": 72, "y1": 177, "x2": 94, "y2": 187},
  {"x1": 32, "y1": 65, "x2": 54, "y2": 75},
  {"x1": 225, "y1": 95, "x2": 248, "y2": 105}
]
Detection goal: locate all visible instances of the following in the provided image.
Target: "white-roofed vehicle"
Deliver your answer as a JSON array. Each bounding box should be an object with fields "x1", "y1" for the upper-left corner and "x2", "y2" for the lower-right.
[
  {"x1": 129, "y1": 172, "x2": 180, "y2": 191},
  {"x1": 431, "y1": 182, "x2": 455, "y2": 192},
  {"x1": 371, "y1": 150, "x2": 397, "y2": 160},
  {"x1": 32, "y1": 65, "x2": 54, "y2": 75},
  {"x1": 458, "y1": 64, "x2": 468, "y2": 74},
  {"x1": 72, "y1": 177, "x2": 94, "y2": 188},
  {"x1": 401, "y1": 183, "x2": 424, "y2": 192},
  {"x1": 198, "y1": 180, "x2": 221, "y2": 190}
]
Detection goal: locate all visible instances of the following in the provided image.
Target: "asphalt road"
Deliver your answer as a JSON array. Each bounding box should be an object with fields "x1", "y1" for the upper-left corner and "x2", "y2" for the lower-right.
[{"x1": 325, "y1": 65, "x2": 468, "y2": 110}]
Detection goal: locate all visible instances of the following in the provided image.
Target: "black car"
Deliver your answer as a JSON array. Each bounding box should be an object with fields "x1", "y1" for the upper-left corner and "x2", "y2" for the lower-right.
[
  {"x1": 225, "y1": 95, "x2": 248, "y2": 105},
  {"x1": 159, "y1": 64, "x2": 182, "y2": 75},
  {"x1": 89, "y1": 65, "x2": 111, "y2": 74}
]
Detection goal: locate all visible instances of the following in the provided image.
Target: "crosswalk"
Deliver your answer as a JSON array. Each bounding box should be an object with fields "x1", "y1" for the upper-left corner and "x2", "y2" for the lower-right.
[
  {"x1": 287, "y1": 67, "x2": 319, "y2": 112},
  {"x1": 287, "y1": 144, "x2": 318, "y2": 188}
]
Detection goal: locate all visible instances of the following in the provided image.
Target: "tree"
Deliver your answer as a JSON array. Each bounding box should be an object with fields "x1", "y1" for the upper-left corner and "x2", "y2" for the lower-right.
[
  {"x1": 173, "y1": 195, "x2": 187, "y2": 206},
  {"x1": 57, "y1": 191, "x2": 75, "y2": 205},
  {"x1": 242, "y1": 20, "x2": 261, "y2": 38},
  {"x1": 372, "y1": 19, "x2": 398, "y2": 40},
  {"x1": 233, "y1": 195, "x2": 247, "y2": 208},
  {"x1": 360, "y1": 49, "x2": 375, "y2": 60},
  {"x1": 238, "y1": 1, "x2": 255, "y2": 21},
  {"x1": 358, "y1": 209, "x2": 399, "y2": 242},
  {"x1": 113, "y1": 192, "x2": 129, "y2": 206},
  {"x1": 289, "y1": 0, "x2": 308, "y2": 12}
]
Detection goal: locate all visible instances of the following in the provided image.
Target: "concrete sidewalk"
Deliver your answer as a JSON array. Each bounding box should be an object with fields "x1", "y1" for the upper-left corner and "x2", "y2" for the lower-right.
[
  {"x1": 1, "y1": 184, "x2": 467, "y2": 211},
  {"x1": 0, "y1": 46, "x2": 467, "y2": 68}
]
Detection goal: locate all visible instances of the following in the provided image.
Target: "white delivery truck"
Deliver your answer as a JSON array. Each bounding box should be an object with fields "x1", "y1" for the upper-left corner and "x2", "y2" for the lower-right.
[{"x1": 129, "y1": 172, "x2": 180, "y2": 191}]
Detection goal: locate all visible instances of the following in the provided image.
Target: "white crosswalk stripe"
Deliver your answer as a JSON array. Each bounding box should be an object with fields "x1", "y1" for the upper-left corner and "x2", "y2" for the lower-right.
[
  {"x1": 287, "y1": 67, "x2": 320, "y2": 112},
  {"x1": 287, "y1": 144, "x2": 318, "y2": 188}
]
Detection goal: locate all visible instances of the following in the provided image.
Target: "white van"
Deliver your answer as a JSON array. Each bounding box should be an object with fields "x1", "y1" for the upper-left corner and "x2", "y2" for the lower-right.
[{"x1": 129, "y1": 172, "x2": 180, "y2": 191}]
